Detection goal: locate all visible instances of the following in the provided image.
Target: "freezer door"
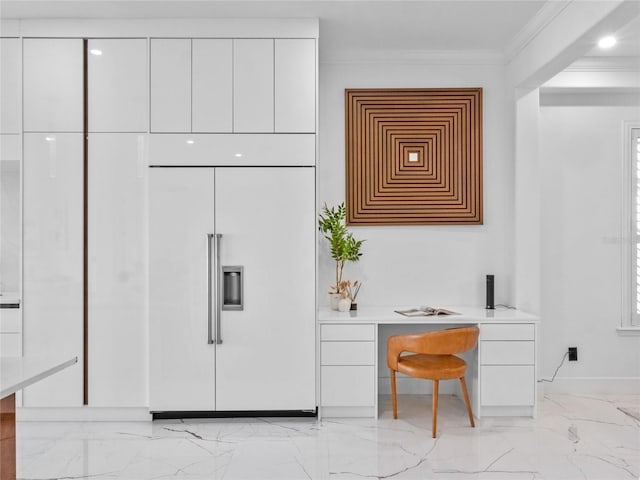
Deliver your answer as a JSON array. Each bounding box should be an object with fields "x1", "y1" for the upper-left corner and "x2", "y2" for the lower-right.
[
  {"x1": 214, "y1": 167, "x2": 316, "y2": 411},
  {"x1": 149, "y1": 168, "x2": 216, "y2": 411}
]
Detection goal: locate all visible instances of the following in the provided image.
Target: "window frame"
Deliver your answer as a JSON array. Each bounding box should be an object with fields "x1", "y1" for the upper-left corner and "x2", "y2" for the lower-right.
[{"x1": 621, "y1": 122, "x2": 640, "y2": 331}]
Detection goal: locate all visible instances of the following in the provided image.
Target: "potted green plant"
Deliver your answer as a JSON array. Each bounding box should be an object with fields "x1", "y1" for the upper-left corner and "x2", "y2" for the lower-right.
[{"x1": 319, "y1": 202, "x2": 364, "y2": 310}]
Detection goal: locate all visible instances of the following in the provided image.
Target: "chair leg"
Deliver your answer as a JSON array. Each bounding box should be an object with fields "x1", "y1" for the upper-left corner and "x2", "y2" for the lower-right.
[
  {"x1": 432, "y1": 379, "x2": 439, "y2": 438},
  {"x1": 460, "y1": 376, "x2": 475, "y2": 428},
  {"x1": 390, "y1": 369, "x2": 398, "y2": 419}
]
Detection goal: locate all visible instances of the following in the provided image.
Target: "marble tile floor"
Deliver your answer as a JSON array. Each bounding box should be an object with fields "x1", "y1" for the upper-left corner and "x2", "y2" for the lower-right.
[{"x1": 15, "y1": 393, "x2": 640, "y2": 480}]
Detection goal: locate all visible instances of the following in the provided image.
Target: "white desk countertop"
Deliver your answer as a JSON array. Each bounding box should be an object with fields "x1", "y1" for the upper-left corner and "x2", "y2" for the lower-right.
[
  {"x1": 0, "y1": 356, "x2": 77, "y2": 398},
  {"x1": 318, "y1": 305, "x2": 539, "y2": 324}
]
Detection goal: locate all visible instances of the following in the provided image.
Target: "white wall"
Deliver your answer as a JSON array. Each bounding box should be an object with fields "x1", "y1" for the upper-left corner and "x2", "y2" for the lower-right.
[
  {"x1": 318, "y1": 61, "x2": 514, "y2": 307},
  {"x1": 539, "y1": 100, "x2": 640, "y2": 389}
]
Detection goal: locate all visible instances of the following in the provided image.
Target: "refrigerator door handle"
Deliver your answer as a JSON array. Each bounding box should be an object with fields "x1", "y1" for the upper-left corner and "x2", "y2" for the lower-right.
[
  {"x1": 207, "y1": 234, "x2": 214, "y2": 345},
  {"x1": 213, "y1": 233, "x2": 223, "y2": 345}
]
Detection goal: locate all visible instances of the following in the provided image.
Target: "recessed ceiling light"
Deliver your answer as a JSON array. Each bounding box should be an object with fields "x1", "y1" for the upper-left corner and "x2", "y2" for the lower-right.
[
  {"x1": 235, "y1": 153, "x2": 242, "y2": 157},
  {"x1": 598, "y1": 36, "x2": 616, "y2": 49},
  {"x1": 186, "y1": 139, "x2": 195, "y2": 145}
]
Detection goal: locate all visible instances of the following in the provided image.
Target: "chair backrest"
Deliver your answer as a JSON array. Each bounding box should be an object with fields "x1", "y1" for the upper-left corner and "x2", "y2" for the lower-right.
[{"x1": 387, "y1": 326, "x2": 480, "y2": 370}]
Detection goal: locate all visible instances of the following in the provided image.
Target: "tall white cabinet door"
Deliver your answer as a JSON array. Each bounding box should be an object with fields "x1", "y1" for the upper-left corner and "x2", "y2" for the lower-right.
[
  {"x1": 88, "y1": 39, "x2": 147, "y2": 132},
  {"x1": 150, "y1": 39, "x2": 191, "y2": 133},
  {"x1": 192, "y1": 39, "x2": 233, "y2": 133},
  {"x1": 1, "y1": 38, "x2": 21, "y2": 134},
  {"x1": 275, "y1": 39, "x2": 315, "y2": 133},
  {"x1": 233, "y1": 39, "x2": 274, "y2": 133},
  {"x1": 149, "y1": 167, "x2": 216, "y2": 411},
  {"x1": 88, "y1": 134, "x2": 147, "y2": 406},
  {"x1": 215, "y1": 167, "x2": 316, "y2": 411},
  {"x1": 23, "y1": 39, "x2": 83, "y2": 132},
  {"x1": 22, "y1": 133, "x2": 83, "y2": 406}
]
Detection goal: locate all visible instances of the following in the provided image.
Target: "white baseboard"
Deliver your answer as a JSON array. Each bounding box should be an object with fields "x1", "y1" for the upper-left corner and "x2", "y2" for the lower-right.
[
  {"x1": 540, "y1": 377, "x2": 640, "y2": 394},
  {"x1": 319, "y1": 406, "x2": 376, "y2": 419},
  {"x1": 17, "y1": 407, "x2": 152, "y2": 422}
]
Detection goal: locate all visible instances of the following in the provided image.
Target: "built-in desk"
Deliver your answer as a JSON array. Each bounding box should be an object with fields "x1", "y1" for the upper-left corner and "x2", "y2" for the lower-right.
[{"x1": 318, "y1": 306, "x2": 539, "y2": 419}]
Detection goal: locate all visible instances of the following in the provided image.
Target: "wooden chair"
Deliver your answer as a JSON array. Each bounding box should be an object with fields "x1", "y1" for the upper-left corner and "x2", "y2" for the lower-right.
[{"x1": 387, "y1": 326, "x2": 480, "y2": 438}]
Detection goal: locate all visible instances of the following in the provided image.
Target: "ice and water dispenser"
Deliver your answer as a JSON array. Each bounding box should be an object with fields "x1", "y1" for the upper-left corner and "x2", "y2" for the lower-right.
[{"x1": 222, "y1": 266, "x2": 244, "y2": 310}]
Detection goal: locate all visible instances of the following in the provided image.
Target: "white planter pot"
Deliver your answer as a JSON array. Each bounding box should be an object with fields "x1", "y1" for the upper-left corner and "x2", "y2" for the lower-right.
[
  {"x1": 338, "y1": 297, "x2": 351, "y2": 312},
  {"x1": 329, "y1": 293, "x2": 341, "y2": 310}
]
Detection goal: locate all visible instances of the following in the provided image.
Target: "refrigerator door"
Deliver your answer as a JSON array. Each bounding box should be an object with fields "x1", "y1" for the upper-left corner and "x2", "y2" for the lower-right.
[
  {"x1": 215, "y1": 167, "x2": 316, "y2": 411},
  {"x1": 149, "y1": 168, "x2": 216, "y2": 411}
]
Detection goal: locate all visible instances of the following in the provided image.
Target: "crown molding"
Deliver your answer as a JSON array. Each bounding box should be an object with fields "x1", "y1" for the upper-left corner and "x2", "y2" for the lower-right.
[
  {"x1": 321, "y1": 49, "x2": 505, "y2": 66},
  {"x1": 565, "y1": 56, "x2": 640, "y2": 72},
  {"x1": 504, "y1": 0, "x2": 572, "y2": 64}
]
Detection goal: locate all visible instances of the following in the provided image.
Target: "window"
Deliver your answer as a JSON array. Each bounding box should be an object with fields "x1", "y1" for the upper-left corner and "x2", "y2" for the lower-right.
[{"x1": 623, "y1": 123, "x2": 640, "y2": 329}]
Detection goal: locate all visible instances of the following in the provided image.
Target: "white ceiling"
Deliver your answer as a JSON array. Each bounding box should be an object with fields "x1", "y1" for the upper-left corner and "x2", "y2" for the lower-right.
[
  {"x1": 0, "y1": 0, "x2": 548, "y2": 59},
  {"x1": 2, "y1": 0, "x2": 638, "y2": 63},
  {"x1": 584, "y1": 13, "x2": 640, "y2": 58}
]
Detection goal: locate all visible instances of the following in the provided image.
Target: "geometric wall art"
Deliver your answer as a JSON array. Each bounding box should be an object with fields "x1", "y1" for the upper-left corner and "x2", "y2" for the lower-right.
[{"x1": 345, "y1": 88, "x2": 483, "y2": 225}]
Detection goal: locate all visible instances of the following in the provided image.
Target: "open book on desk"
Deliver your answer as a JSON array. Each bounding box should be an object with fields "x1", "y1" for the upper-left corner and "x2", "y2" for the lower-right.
[{"x1": 394, "y1": 306, "x2": 459, "y2": 317}]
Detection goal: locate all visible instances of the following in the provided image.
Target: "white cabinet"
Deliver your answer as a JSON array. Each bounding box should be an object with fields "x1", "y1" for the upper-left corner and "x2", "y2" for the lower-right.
[
  {"x1": 0, "y1": 135, "x2": 20, "y2": 161},
  {"x1": 0, "y1": 308, "x2": 21, "y2": 333},
  {"x1": 22, "y1": 133, "x2": 83, "y2": 406},
  {"x1": 148, "y1": 133, "x2": 315, "y2": 167},
  {"x1": 320, "y1": 324, "x2": 376, "y2": 413},
  {"x1": 88, "y1": 39, "x2": 147, "y2": 132},
  {"x1": 192, "y1": 39, "x2": 233, "y2": 133},
  {"x1": 151, "y1": 38, "x2": 234, "y2": 133},
  {"x1": 150, "y1": 39, "x2": 191, "y2": 133},
  {"x1": 321, "y1": 366, "x2": 376, "y2": 407},
  {"x1": 479, "y1": 323, "x2": 536, "y2": 410},
  {"x1": 88, "y1": 134, "x2": 147, "y2": 406},
  {"x1": 149, "y1": 166, "x2": 316, "y2": 412},
  {"x1": 233, "y1": 39, "x2": 274, "y2": 132},
  {"x1": 481, "y1": 366, "x2": 535, "y2": 406},
  {"x1": 1, "y1": 38, "x2": 21, "y2": 134},
  {"x1": 0, "y1": 333, "x2": 21, "y2": 357},
  {"x1": 149, "y1": 37, "x2": 316, "y2": 134},
  {"x1": 275, "y1": 39, "x2": 315, "y2": 133},
  {"x1": 1, "y1": 139, "x2": 21, "y2": 294},
  {"x1": 0, "y1": 308, "x2": 22, "y2": 357},
  {"x1": 23, "y1": 39, "x2": 83, "y2": 132}
]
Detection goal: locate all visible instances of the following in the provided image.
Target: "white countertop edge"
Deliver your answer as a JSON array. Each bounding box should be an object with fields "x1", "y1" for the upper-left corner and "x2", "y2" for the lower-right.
[
  {"x1": 1, "y1": 356, "x2": 78, "y2": 398},
  {"x1": 318, "y1": 305, "x2": 539, "y2": 323}
]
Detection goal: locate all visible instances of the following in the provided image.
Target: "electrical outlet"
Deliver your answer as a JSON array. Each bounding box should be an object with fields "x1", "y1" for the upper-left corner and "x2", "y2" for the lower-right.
[{"x1": 568, "y1": 347, "x2": 578, "y2": 361}]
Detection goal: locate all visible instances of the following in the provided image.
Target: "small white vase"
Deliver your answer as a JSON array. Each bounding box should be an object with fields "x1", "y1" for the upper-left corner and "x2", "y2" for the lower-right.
[
  {"x1": 338, "y1": 297, "x2": 351, "y2": 312},
  {"x1": 329, "y1": 293, "x2": 341, "y2": 310}
]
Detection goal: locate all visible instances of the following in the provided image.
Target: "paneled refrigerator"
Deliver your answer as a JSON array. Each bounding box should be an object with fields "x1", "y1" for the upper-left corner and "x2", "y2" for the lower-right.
[{"x1": 149, "y1": 166, "x2": 316, "y2": 413}]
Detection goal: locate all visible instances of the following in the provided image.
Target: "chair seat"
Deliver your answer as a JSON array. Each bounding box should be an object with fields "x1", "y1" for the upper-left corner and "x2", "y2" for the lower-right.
[{"x1": 397, "y1": 353, "x2": 467, "y2": 380}]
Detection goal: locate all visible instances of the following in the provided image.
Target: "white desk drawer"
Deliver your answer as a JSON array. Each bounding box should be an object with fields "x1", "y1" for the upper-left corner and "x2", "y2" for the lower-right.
[
  {"x1": 481, "y1": 365, "x2": 534, "y2": 406},
  {"x1": 481, "y1": 324, "x2": 534, "y2": 341},
  {"x1": 0, "y1": 333, "x2": 21, "y2": 357},
  {"x1": 481, "y1": 341, "x2": 534, "y2": 365},
  {"x1": 321, "y1": 324, "x2": 375, "y2": 341},
  {"x1": 321, "y1": 365, "x2": 375, "y2": 407},
  {"x1": 321, "y1": 341, "x2": 375, "y2": 366},
  {"x1": 0, "y1": 308, "x2": 21, "y2": 333}
]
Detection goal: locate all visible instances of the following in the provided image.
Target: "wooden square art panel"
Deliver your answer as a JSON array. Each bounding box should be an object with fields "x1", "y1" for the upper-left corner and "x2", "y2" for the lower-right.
[{"x1": 345, "y1": 88, "x2": 483, "y2": 225}]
